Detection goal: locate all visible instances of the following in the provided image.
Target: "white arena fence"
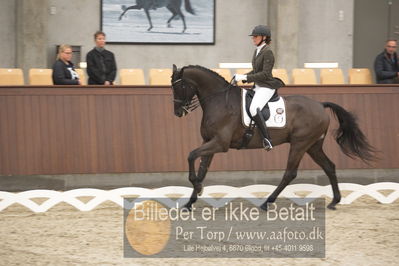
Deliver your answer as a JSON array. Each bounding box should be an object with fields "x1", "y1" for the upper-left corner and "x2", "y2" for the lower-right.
[{"x1": 0, "y1": 183, "x2": 398, "y2": 213}]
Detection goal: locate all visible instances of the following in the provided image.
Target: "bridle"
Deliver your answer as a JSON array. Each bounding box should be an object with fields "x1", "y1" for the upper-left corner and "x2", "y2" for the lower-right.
[
  {"x1": 172, "y1": 75, "x2": 238, "y2": 114},
  {"x1": 172, "y1": 78, "x2": 200, "y2": 113}
]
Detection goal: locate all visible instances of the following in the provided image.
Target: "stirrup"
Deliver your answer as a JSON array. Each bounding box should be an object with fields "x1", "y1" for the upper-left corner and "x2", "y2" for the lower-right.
[{"x1": 262, "y1": 138, "x2": 273, "y2": 151}]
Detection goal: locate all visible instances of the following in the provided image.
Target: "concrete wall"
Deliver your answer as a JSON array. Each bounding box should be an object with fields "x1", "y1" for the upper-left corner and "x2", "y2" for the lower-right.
[
  {"x1": 0, "y1": 0, "x2": 16, "y2": 68},
  {"x1": 1, "y1": 0, "x2": 355, "y2": 83},
  {"x1": 297, "y1": 0, "x2": 354, "y2": 81},
  {"x1": 46, "y1": 0, "x2": 268, "y2": 83},
  {"x1": 268, "y1": 0, "x2": 300, "y2": 71},
  {"x1": 269, "y1": 0, "x2": 354, "y2": 82},
  {"x1": 353, "y1": 0, "x2": 399, "y2": 74},
  {"x1": 47, "y1": 0, "x2": 100, "y2": 68},
  {"x1": 16, "y1": 0, "x2": 49, "y2": 77}
]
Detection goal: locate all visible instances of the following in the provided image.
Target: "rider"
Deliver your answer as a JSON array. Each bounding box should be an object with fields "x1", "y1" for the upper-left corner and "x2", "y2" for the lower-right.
[{"x1": 234, "y1": 25, "x2": 282, "y2": 151}]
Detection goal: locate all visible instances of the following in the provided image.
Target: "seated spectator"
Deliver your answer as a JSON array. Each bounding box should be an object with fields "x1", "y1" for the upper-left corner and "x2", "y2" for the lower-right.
[
  {"x1": 52, "y1": 44, "x2": 81, "y2": 85},
  {"x1": 374, "y1": 39, "x2": 399, "y2": 84}
]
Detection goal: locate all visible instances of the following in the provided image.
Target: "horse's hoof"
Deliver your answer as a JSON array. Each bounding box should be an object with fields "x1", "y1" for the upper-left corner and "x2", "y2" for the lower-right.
[
  {"x1": 197, "y1": 187, "x2": 203, "y2": 196},
  {"x1": 182, "y1": 204, "x2": 192, "y2": 212},
  {"x1": 260, "y1": 203, "x2": 268, "y2": 211},
  {"x1": 327, "y1": 203, "x2": 337, "y2": 210},
  {"x1": 181, "y1": 207, "x2": 191, "y2": 212},
  {"x1": 147, "y1": 27, "x2": 153, "y2": 31}
]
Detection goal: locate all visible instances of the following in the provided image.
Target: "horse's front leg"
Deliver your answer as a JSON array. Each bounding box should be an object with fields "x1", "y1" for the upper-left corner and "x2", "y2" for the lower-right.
[
  {"x1": 144, "y1": 9, "x2": 153, "y2": 31},
  {"x1": 196, "y1": 154, "x2": 214, "y2": 195},
  {"x1": 119, "y1": 5, "x2": 138, "y2": 21},
  {"x1": 184, "y1": 139, "x2": 226, "y2": 211},
  {"x1": 119, "y1": 11, "x2": 126, "y2": 21},
  {"x1": 185, "y1": 154, "x2": 214, "y2": 210}
]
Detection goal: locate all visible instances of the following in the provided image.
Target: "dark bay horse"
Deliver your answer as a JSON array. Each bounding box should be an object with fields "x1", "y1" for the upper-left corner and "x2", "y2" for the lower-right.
[
  {"x1": 171, "y1": 64, "x2": 376, "y2": 211},
  {"x1": 119, "y1": 0, "x2": 195, "y2": 33}
]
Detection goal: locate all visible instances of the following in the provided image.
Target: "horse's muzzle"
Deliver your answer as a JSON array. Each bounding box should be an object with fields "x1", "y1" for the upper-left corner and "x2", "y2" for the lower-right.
[{"x1": 174, "y1": 108, "x2": 187, "y2": 117}]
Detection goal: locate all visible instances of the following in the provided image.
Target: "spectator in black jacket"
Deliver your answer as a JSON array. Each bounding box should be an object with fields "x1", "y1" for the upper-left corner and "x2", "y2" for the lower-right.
[
  {"x1": 374, "y1": 39, "x2": 399, "y2": 84},
  {"x1": 52, "y1": 44, "x2": 81, "y2": 85},
  {"x1": 86, "y1": 31, "x2": 117, "y2": 85}
]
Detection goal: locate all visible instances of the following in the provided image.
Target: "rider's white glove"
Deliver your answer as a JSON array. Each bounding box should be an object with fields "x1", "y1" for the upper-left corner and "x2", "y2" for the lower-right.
[{"x1": 234, "y1": 74, "x2": 247, "y2": 82}]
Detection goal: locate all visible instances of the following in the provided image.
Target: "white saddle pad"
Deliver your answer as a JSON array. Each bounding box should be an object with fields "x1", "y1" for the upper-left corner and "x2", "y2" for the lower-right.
[{"x1": 241, "y1": 89, "x2": 287, "y2": 128}]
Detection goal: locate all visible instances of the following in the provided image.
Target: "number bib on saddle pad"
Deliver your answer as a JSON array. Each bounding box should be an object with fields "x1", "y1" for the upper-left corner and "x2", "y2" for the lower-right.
[{"x1": 241, "y1": 89, "x2": 287, "y2": 128}]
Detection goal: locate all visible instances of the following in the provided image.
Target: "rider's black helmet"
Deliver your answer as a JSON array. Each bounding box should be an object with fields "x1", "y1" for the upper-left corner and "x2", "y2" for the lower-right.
[{"x1": 249, "y1": 25, "x2": 271, "y2": 37}]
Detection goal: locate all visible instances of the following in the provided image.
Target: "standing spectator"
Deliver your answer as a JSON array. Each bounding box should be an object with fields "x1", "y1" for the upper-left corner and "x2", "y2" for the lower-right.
[
  {"x1": 52, "y1": 44, "x2": 81, "y2": 85},
  {"x1": 86, "y1": 31, "x2": 117, "y2": 85},
  {"x1": 374, "y1": 39, "x2": 399, "y2": 84}
]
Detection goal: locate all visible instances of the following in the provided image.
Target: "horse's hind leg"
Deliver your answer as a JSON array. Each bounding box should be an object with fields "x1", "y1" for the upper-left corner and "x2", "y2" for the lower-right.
[
  {"x1": 307, "y1": 139, "x2": 341, "y2": 210},
  {"x1": 260, "y1": 143, "x2": 308, "y2": 211},
  {"x1": 166, "y1": 13, "x2": 178, "y2": 28},
  {"x1": 167, "y1": 7, "x2": 186, "y2": 33},
  {"x1": 178, "y1": 12, "x2": 187, "y2": 33}
]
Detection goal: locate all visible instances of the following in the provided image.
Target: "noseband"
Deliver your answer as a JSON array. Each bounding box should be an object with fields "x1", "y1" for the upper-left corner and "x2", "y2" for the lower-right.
[
  {"x1": 172, "y1": 78, "x2": 200, "y2": 113},
  {"x1": 172, "y1": 77, "x2": 236, "y2": 114}
]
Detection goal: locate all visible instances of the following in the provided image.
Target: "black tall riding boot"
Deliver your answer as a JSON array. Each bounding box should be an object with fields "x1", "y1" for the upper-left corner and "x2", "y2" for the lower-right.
[{"x1": 252, "y1": 110, "x2": 273, "y2": 151}]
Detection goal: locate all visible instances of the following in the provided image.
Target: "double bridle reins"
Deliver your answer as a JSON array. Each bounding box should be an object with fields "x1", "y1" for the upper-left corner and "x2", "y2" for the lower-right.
[
  {"x1": 172, "y1": 78, "x2": 200, "y2": 113},
  {"x1": 172, "y1": 78, "x2": 236, "y2": 113}
]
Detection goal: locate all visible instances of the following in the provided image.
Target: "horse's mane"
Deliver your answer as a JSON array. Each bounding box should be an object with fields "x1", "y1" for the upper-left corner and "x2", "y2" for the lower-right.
[{"x1": 181, "y1": 65, "x2": 231, "y2": 85}]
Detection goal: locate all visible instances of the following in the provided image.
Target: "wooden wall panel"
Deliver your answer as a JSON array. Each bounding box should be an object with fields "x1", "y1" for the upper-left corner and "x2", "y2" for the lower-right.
[{"x1": 0, "y1": 85, "x2": 398, "y2": 175}]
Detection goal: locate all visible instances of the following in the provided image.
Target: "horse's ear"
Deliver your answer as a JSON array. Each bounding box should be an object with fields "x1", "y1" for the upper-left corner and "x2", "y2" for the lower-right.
[{"x1": 173, "y1": 64, "x2": 178, "y2": 73}]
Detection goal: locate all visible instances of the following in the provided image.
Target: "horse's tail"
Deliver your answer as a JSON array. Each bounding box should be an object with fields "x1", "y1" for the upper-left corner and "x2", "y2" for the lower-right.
[
  {"x1": 323, "y1": 102, "x2": 377, "y2": 164},
  {"x1": 184, "y1": 0, "x2": 195, "y2": 15}
]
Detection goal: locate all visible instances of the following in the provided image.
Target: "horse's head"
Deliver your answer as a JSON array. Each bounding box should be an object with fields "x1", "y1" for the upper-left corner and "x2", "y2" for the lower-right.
[{"x1": 171, "y1": 64, "x2": 198, "y2": 117}]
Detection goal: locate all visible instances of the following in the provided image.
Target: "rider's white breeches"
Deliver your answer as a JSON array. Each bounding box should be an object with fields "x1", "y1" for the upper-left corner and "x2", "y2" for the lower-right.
[{"x1": 249, "y1": 85, "x2": 275, "y2": 117}]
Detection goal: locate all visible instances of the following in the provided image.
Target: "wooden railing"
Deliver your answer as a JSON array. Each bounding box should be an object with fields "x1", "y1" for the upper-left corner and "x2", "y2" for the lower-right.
[{"x1": 0, "y1": 85, "x2": 398, "y2": 175}]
